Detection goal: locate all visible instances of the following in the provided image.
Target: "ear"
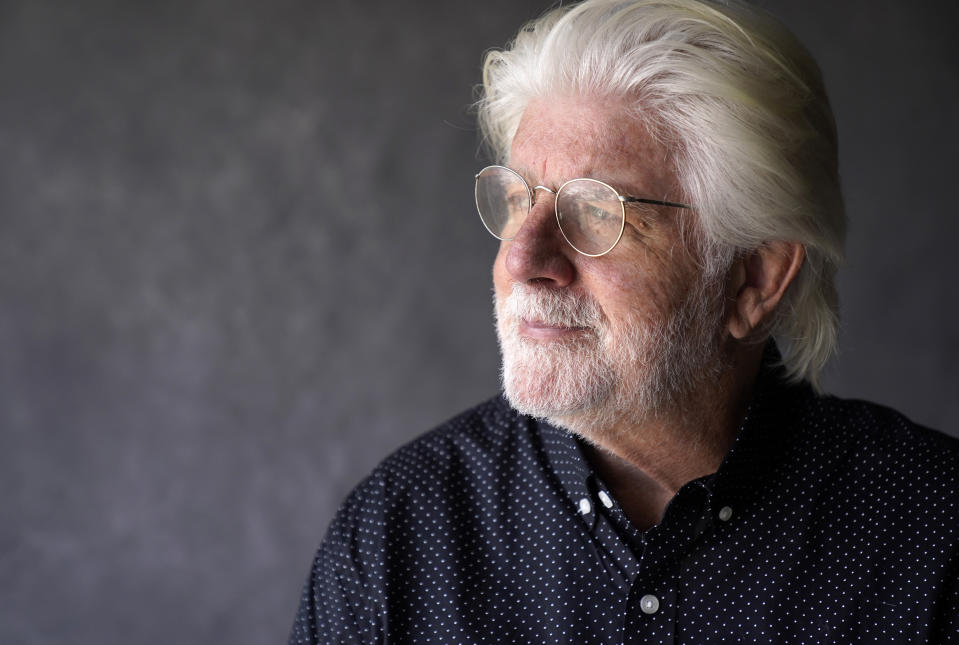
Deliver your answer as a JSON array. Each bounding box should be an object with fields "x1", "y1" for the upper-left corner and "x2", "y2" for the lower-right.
[{"x1": 726, "y1": 241, "x2": 805, "y2": 340}]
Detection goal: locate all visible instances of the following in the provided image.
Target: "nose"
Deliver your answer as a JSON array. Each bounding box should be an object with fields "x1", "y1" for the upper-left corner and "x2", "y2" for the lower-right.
[{"x1": 503, "y1": 191, "x2": 575, "y2": 287}]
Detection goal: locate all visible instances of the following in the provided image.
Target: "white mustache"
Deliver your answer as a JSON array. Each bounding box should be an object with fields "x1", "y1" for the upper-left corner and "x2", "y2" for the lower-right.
[{"x1": 502, "y1": 284, "x2": 603, "y2": 330}]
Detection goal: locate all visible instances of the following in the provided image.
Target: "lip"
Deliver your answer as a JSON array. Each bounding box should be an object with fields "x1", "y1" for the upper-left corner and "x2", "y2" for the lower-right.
[{"x1": 519, "y1": 319, "x2": 590, "y2": 340}]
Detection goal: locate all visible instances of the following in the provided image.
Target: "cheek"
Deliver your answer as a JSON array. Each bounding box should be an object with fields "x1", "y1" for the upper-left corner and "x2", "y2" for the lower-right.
[{"x1": 581, "y1": 250, "x2": 697, "y2": 324}]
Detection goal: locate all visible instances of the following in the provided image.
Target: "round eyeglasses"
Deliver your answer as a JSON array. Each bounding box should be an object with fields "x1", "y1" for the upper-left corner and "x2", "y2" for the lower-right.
[{"x1": 474, "y1": 165, "x2": 692, "y2": 257}]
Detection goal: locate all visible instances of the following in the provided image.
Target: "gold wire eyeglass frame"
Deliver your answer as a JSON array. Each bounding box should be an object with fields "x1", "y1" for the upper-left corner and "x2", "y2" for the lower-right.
[{"x1": 474, "y1": 164, "x2": 692, "y2": 257}]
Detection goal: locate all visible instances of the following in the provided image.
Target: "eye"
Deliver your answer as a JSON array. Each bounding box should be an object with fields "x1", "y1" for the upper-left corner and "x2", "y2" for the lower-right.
[
  {"x1": 504, "y1": 190, "x2": 529, "y2": 213},
  {"x1": 588, "y1": 205, "x2": 611, "y2": 220},
  {"x1": 580, "y1": 200, "x2": 620, "y2": 223}
]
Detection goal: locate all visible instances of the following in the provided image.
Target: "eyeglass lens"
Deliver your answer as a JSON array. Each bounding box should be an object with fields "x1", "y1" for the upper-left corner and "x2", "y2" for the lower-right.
[
  {"x1": 474, "y1": 166, "x2": 625, "y2": 256},
  {"x1": 474, "y1": 166, "x2": 530, "y2": 240}
]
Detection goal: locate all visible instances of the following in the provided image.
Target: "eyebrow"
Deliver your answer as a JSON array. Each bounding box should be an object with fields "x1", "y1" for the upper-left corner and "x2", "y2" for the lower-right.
[
  {"x1": 510, "y1": 166, "x2": 542, "y2": 187},
  {"x1": 511, "y1": 165, "x2": 611, "y2": 190}
]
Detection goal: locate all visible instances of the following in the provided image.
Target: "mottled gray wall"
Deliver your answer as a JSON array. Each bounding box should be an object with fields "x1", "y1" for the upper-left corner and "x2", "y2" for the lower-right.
[{"x1": 1, "y1": 1, "x2": 956, "y2": 643}]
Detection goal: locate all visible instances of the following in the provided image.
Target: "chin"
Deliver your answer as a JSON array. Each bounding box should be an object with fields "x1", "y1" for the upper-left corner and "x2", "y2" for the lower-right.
[
  {"x1": 500, "y1": 339, "x2": 614, "y2": 420},
  {"x1": 495, "y1": 282, "x2": 728, "y2": 437}
]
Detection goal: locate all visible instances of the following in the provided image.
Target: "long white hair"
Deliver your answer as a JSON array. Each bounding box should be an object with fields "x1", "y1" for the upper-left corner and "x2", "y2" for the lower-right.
[{"x1": 476, "y1": 0, "x2": 846, "y2": 389}]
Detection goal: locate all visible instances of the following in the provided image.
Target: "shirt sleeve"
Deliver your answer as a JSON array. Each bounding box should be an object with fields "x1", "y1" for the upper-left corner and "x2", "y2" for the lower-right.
[
  {"x1": 287, "y1": 545, "x2": 381, "y2": 644},
  {"x1": 931, "y1": 558, "x2": 959, "y2": 643},
  {"x1": 288, "y1": 483, "x2": 388, "y2": 645}
]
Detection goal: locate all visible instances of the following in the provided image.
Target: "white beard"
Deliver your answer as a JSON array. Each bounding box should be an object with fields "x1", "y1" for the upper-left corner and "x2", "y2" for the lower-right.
[{"x1": 494, "y1": 279, "x2": 725, "y2": 436}]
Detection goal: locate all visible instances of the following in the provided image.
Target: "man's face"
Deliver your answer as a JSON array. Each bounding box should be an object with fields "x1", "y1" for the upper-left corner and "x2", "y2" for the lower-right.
[{"x1": 492, "y1": 96, "x2": 727, "y2": 435}]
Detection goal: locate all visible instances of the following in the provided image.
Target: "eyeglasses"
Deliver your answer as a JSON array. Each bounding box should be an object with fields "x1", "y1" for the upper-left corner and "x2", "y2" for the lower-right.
[{"x1": 474, "y1": 165, "x2": 692, "y2": 257}]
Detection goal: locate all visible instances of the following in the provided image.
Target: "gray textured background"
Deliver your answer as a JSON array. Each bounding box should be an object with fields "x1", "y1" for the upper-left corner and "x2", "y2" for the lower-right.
[{"x1": 2, "y1": 1, "x2": 957, "y2": 643}]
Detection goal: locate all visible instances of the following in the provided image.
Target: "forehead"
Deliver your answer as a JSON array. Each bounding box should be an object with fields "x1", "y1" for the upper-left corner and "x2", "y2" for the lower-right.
[{"x1": 509, "y1": 96, "x2": 678, "y2": 196}]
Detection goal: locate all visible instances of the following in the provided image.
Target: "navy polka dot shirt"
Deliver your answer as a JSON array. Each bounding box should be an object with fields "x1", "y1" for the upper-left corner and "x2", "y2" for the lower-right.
[{"x1": 290, "y1": 362, "x2": 959, "y2": 643}]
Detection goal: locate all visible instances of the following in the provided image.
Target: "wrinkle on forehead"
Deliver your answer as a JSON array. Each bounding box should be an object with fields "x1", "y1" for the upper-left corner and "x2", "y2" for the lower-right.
[{"x1": 508, "y1": 96, "x2": 681, "y2": 200}]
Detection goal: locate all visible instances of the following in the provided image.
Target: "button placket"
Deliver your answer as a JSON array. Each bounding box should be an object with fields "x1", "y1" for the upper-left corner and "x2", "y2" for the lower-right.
[
  {"x1": 598, "y1": 489, "x2": 614, "y2": 509},
  {"x1": 624, "y1": 579, "x2": 678, "y2": 645},
  {"x1": 579, "y1": 497, "x2": 592, "y2": 515},
  {"x1": 639, "y1": 593, "x2": 660, "y2": 614}
]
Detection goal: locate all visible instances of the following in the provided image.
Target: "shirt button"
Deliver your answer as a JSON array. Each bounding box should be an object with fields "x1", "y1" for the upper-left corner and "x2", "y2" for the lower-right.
[
  {"x1": 640, "y1": 594, "x2": 660, "y2": 614},
  {"x1": 718, "y1": 506, "x2": 733, "y2": 522},
  {"x1": 598, "y1": 490, "x2": 614, "y2": 508},
  {"x1": 579, "y1": 498, "x2": 592, "y2": 515}
]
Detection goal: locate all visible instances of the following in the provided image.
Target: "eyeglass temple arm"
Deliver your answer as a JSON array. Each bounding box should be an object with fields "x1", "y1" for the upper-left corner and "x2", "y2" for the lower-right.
[{"x1": 619, "y1": 196, "x2": 692, "y2": 210}]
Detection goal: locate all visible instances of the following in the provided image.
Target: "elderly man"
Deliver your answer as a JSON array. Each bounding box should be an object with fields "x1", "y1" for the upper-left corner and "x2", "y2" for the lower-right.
[{"x1": 290, "y1": 0, "x2": 959, "y2": 642}]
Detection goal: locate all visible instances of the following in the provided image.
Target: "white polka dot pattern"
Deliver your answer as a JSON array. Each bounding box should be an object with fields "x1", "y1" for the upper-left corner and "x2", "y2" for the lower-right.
[{"x1": 290, "y1": 367, "x2": 959, "y2": 644}]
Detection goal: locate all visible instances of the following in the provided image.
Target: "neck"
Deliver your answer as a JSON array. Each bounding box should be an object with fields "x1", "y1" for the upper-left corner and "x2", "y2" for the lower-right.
[{"x1": 562, "y1": 341, "x2": 764, "y2": 530}]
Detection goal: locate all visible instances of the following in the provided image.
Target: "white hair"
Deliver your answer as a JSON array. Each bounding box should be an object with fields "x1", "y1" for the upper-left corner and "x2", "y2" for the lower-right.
[{"x1": 477, "y1": 0, "x2": 846, "y2": 389}]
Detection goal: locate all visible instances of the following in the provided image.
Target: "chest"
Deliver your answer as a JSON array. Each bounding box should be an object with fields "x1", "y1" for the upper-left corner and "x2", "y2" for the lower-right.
[{"x1": 379, "y1": 489, "x2": 946, "y2": 644}]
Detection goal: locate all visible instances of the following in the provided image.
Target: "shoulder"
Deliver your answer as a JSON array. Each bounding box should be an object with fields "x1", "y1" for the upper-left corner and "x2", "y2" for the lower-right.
[
  {"x1": 325, "y1": 395, "x2": 535, "y2": 536},
  {"x1": 791, "y1": 391, "x2": 959, "y2": 507},
  {"x1": 804, "y1": 393, "x2": 959, "y2": 465},
  {"x1": 363, "y1": 394, "x2": 531, "y2": 492}
]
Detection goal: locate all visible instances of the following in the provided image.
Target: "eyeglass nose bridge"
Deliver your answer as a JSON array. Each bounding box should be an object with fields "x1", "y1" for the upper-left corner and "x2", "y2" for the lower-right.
[
  {"x1": 512, "y1": 184, "x2": 564, "y2": 246},
  {"x1": 531, "y1": 184, "x2": 557, "y2": 204},
  {"x1": 527, "y1": 185, "x2": 558, "y2": 218},
  {"x1": 509, "y1": 184, "x2": 560, "y2": 244}
]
